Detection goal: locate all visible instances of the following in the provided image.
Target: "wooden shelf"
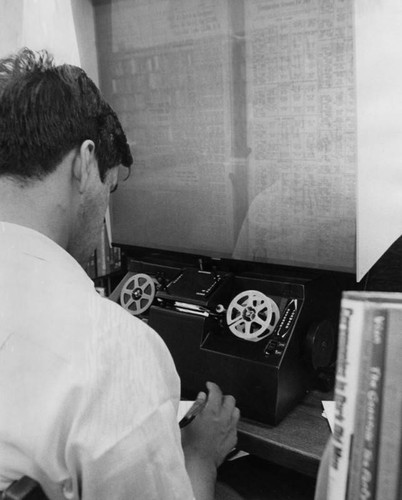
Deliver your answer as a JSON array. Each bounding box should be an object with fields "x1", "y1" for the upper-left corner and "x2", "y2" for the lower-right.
[{"x1": 237, "y1": 390, "x2": 332, "y2": 477}]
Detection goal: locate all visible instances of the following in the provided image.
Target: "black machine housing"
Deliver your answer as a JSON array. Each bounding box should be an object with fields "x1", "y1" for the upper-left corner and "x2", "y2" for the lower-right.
[{"x1": 111, "y1": 254, "x2": 346, "y2": 425}]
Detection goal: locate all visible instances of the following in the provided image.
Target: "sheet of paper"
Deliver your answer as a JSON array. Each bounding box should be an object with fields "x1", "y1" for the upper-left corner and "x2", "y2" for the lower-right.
[
  {"x1": 177, "y1": 400, "x2": 194, "y2": 423},
  {"x1": 356, "y1": 0, "x2": 402, "y2": 281},
  {"x1": 321, "y1": 400, "x2": 335, "y2": 433}
]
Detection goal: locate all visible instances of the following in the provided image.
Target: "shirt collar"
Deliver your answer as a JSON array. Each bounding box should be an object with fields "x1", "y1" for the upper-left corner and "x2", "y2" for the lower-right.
[{"x1": 0, "y1": 221, "x2": 91, "y2": 285}]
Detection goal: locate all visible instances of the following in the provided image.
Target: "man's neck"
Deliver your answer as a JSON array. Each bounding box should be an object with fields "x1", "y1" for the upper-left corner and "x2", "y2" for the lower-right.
[{"x1": 0, "y1": 174, "x2": 72, "y2": 250}]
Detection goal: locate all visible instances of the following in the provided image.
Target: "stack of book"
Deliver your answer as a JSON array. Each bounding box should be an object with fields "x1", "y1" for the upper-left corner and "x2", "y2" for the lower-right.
[
  {"x1": 85, "y1": 222, "x2": 122, "y2": 280},
  {"x1": 328, "y1": 291, "x2": 402, "y2": 500}
]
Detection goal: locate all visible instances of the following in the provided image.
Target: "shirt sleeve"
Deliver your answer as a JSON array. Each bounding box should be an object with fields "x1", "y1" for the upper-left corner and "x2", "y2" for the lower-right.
[{"x1": 64, "y1": 301, "x2": 195, "y2": 500}]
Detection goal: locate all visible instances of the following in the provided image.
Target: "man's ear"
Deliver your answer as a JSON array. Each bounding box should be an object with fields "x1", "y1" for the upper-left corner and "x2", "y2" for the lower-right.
[{"x1": 72, "y1": 140, "x2": 97, "y2": 194}]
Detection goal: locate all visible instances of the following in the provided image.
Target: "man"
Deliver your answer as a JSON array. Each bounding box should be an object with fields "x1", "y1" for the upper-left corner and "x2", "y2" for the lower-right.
[{"x1": 0, "y1": 48, "x2": 239, "y2": 500}]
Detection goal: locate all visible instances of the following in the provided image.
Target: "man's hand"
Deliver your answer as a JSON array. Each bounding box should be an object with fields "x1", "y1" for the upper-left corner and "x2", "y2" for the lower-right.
[{"x1": 180, "y1": 382, "x2": 240, "y2": 500}]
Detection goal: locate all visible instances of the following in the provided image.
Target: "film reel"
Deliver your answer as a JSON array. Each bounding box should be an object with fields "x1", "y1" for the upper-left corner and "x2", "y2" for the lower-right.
[
  {"x1": 120, "y1": 273, "x2": 156, "y2": 316},
  {"x1": 226, "y1": 290, "x2": 280, "y2": 342}
]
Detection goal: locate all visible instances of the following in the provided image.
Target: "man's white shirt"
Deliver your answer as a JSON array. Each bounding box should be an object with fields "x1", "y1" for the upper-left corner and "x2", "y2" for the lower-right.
[{"x1": 0, "y1": 222, "x2": 194, "y2": 499}]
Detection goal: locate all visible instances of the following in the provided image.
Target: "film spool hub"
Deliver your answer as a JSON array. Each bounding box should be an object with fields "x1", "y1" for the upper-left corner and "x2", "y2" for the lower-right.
[
  {"x1": 226, "y1": 290, "x2": 280, "y2": 342},
  {"x1": 120, "y1": 273, "x2": 156, "y2": 316}
]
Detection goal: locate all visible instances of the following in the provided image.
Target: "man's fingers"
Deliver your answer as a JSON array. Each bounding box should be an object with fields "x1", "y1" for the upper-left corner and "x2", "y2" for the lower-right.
[
  {"x1": 195, "y1": 391, "x2": 207, "y2": 404},
  {"x1": 205, "y1": 381, "x2": 223, "y2": 411},
  {"x1": 205, "y1": 383, "x2": 239, "y2": 425},
  {"x1": 222, "y1": 394, "x2": 236, "y2": 411},
  {"x1": 231, "y1": 406, "x2": 241, "y2": 424}
]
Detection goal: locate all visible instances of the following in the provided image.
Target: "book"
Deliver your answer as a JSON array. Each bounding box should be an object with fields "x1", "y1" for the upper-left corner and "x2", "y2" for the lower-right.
[
  {"x1": 327, "y1": 291, "x2": 402, "y2": 500},
  {"x1": 328, "y1": 294, "x2": 366, "y2": 500},
  {"x1": 97, "y1": 223, "x2": 107, "y2": 277},
  {"x1": 347, "y1": 307, "x2": 387, "y2": 499},
  {"x1": 88, "y1": 222, "x2": 123, "y2": 280},
  {"x1": 84, "y1": 250, "x2": 97, "y2": 280},
  {"x1": 397, "y1": 412, "x2": 402, "y2": 499},
  {"x1": 374, "y1": 305, "x2": 402, "y2": 500}
]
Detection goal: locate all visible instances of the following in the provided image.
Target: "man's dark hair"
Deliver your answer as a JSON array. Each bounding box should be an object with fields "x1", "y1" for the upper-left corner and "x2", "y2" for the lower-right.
[{"x1": 0, "y1": 48, "x2": 133, "y2": 182}]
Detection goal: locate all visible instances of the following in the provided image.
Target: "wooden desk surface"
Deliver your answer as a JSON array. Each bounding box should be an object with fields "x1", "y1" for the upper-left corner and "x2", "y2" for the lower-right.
[{"x1": 237, "y1": 390, "x2": 332, "y2": 478}]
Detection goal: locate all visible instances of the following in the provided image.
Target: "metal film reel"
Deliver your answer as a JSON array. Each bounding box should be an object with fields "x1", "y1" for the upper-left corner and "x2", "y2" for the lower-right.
[
  {"x1": 120, "y1": 273, "x2": 156, "y2": 316},
  {"x1": 226, "y1": 290, "x2": 280, "y2": 342}
]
